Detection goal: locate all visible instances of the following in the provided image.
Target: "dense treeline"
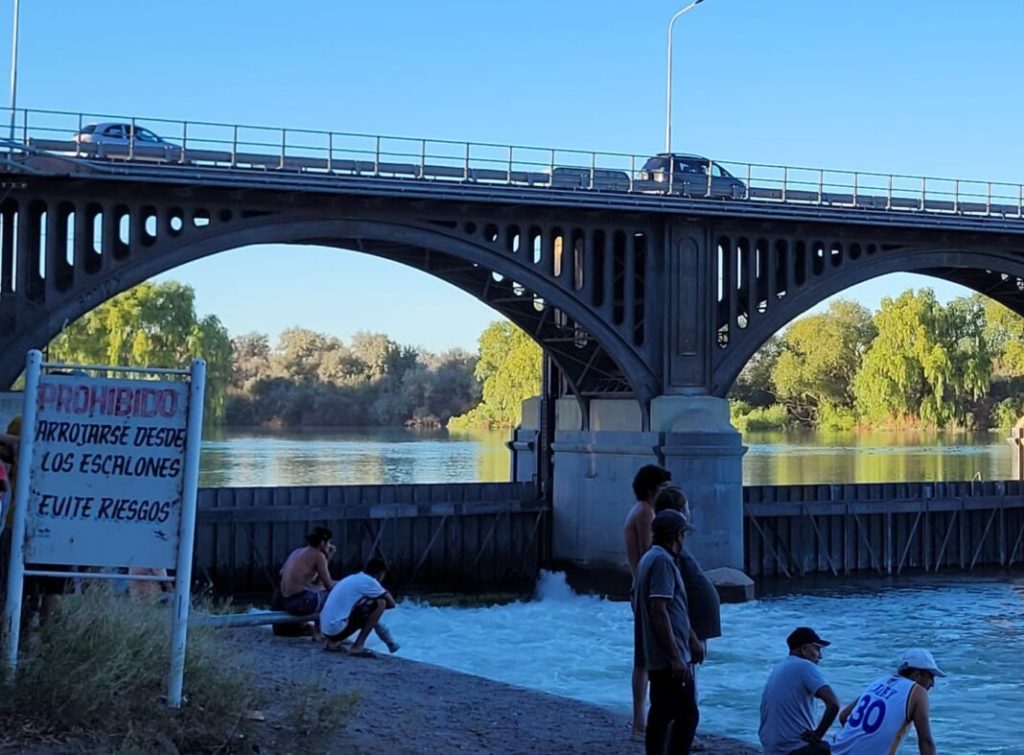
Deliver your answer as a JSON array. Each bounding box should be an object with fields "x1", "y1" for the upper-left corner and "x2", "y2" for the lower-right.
[
  {"x1": 226, "y1": 329, "x2": 480, "y2": 428},
  {"x1": 730, "y1": 290, "x2": 1024, "y2": 431},
  {"x1": 47, "y1": 282, "x2": 478, "y2": 428},
  {"x1": 49, "y1": 281, "x2": 1024, "y2": 433},
  {"x1": 49, "y1": 282, "x2": 234, "y2": 425}
]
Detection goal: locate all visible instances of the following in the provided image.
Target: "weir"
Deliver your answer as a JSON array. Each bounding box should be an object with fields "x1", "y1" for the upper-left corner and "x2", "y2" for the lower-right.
[{"x1": 193, "y1": 479, "x2": 1024, "y2": 598}]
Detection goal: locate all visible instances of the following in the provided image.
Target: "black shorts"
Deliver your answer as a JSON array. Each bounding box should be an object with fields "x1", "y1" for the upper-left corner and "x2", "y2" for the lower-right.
[{"x1": 323, "y1": 597, "x2": 382, "y2": 641}]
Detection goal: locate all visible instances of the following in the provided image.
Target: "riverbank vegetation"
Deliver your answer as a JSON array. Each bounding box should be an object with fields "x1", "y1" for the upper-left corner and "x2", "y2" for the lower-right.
[
  {"x1": 0, "y1": 589, "x2": 351, "y2": 752},
  {"x1": 46, "y1": 282, "x2": 1024, "y2": 432},
  {"x1": 731, "y1": 291, "x2": 1024, "y2": 431}
]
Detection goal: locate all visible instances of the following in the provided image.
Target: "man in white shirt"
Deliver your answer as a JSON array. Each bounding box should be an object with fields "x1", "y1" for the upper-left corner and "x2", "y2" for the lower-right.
[
  {"x1": 759, "y1": 627, "x2": 841, "y2": 755},
  {"x1": 831, "y1": 648, "x2": 941, "y2": 755},
  {"x1": 320, "y1": 557, "x2": 397, "y2": 656}
]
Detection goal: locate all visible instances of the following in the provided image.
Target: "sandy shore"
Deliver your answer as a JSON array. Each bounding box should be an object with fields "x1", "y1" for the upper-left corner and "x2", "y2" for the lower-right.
[{"x1": 223, "y1": 628, "x2": 760, "y2": 754}]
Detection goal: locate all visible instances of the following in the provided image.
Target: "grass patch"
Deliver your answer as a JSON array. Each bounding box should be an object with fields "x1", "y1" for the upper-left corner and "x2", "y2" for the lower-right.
[{"x1": 0, "y1": 588, "x2": 267, "y2": 753}]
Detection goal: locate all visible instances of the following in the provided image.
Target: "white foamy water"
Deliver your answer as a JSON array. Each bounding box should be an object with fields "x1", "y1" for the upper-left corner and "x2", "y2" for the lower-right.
[{"x1": 369, "y1": 572, "x2": 1024, "y2": 755}]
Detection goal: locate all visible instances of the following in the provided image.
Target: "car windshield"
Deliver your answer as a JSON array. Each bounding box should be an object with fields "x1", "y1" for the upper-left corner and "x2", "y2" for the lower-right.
[
  {"x1": 135, "y1": 128, "x2": 160, "y2": 143},
  {"x1": 641, "y1": 157, "x2": 666, "y2": 172},
  {"x1": 79, "y1": 124, "x2": 96, "y2": 135}
]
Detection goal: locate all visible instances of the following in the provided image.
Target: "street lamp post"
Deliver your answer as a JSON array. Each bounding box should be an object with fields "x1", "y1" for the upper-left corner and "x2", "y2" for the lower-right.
[
  {"x1": 8, "y1": 0, "x2": 19, "y2": 141},
  {"x1": 665, "y1": 0, "x2": 704, "y2": 155}
]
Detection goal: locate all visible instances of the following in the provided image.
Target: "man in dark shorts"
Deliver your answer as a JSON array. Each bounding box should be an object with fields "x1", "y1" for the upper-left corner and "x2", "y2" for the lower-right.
[
  {"x1": 320, "y1": 557, "x2": 397, "y2": 656},
  {"x1": 624, "y1": 464, "x2": 673, "y2": 738},
  {"x1": 277, "y1": 527, "x2": 336, "y2": 638}
]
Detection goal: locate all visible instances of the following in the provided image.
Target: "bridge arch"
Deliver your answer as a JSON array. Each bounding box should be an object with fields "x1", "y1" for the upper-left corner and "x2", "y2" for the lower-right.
[
  {"x1": 1, "y1": 206, "x2": 660, "y2": 415},
  {"x1": 710, "y1": 245, "x2": 1024, "y2": 395}
]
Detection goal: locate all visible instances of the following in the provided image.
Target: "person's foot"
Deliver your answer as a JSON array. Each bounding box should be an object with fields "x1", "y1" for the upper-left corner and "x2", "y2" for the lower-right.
[{"x1": 385, "y1": 639, "x2": 400, "y2": 653}]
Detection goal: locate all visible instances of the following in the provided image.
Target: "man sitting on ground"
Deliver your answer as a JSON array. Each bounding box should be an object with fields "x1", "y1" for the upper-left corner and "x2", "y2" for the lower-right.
[
  {"x1": 321, "y1": 556, "x2": 398, "y2": 656},
  {"x1": 278, "y1": 527, "x2": 337, "y2": 637},
  {"x1": 760, "y1": 627, "x2": 841, "y2": 755}
]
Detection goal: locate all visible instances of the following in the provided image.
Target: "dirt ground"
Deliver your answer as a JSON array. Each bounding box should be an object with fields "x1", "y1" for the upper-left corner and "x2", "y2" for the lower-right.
[
  {"x1": 0, "y1": 626, "x2": 760, "y2": 754},
  {"x1": 219, "y1": 628, "x2": 760, "y2": 755}
]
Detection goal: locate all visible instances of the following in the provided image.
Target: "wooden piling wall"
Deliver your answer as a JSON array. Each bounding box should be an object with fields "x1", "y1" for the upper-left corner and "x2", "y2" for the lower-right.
[
  {"x1": 744, "y1": 480, "x2": 1024, "y2": 578},
  {"x1": 195, "y1": 482, "x2": 548, "y2": 597}
]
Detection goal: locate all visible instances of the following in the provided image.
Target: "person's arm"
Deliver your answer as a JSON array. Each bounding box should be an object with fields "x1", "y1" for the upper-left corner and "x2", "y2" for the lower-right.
[
  {"x1": 688, "y1": 628, "x2": 705, "y2": 664},
  {"x1": 803, "y1": 684, "x2": 840, "y2": 742},
  {"x1": 623, "y1": 518, "x2": 641, "y2": 573},
  {"x1": 380, "y1": 590, "x2": 397, "y2": 609},
  {"x1": 838, "y1": 699, "x2": 856, "y2": 726},
  {"x1": 908, "y1": 685, "x2": 937, "y2": 755},
  {"x1": 649, "y1": 598, "x2": 691, "y2": 683},
  {"x1": 312, "y1": 552, "x2": 335, "y2": 590}
]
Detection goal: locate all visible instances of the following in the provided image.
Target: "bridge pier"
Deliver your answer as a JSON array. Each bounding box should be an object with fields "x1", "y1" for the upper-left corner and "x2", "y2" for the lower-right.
[{"x1": 542, "y1": 395, "x2": 747, "y2": 588}]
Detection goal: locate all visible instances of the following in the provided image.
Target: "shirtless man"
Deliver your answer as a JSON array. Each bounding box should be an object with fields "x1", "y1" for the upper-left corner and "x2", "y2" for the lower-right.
[
  {"x1": 623, "y1": 463, "x2": 672, "y2": 739},
  {"x1": 279, "y1": 527, "x2": 336, "y2": 636}
]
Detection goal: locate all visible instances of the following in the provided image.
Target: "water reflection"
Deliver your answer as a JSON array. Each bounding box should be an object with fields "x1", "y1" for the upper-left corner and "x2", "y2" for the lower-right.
[
  {"x1": 199, "y1": 427, "x2": 512, "y2": 487},
  {"x1": 744, "y1": 429, "x2": 1012, "y2": 485},
  {"x1": 199, "y1": 427, "x2": 1015, "y2": 488}
]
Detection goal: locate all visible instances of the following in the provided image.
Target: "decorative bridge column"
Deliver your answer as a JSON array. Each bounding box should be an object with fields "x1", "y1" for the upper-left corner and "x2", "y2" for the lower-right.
[
  {"x1": 650, "y1": 394, "x2": 747, "y2": 572},
  {"x1": 548, "y1": 395, "x2": 749, "y2": 595}
]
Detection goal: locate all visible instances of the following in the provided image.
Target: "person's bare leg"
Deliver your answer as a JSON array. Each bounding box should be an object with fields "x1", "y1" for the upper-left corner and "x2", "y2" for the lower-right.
[
  {"x1": 348, "y1": 600, "x2": 385, "y2": 654},
  {"x1": 631, "y1": 667, "x2": 648, "y2": 735}
]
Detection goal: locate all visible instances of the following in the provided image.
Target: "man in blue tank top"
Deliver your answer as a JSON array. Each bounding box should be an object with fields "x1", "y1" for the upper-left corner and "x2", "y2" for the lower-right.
[
  {"x1": 831, "y1": 648, "x2": 941, "y2": 754},
  {"x1": 759, "y1": 627, "x2": 841, "y2": 755}
]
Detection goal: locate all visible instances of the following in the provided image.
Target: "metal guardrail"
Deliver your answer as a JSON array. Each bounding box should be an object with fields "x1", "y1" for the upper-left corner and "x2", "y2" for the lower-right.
[{"x1": 3, "y1": 107, "x2": 1023, "y2": 220}]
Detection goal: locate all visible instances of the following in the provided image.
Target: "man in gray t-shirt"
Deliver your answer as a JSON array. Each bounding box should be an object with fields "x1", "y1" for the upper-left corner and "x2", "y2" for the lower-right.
[
  {"x1": 635, "y1": 510, "x2": 699, "y2": 754},
  {"x1": 759, "y1": 627, "x2": 841, "y2": 755}
]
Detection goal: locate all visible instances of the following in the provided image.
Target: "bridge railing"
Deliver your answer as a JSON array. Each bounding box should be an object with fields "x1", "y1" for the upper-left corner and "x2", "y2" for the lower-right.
[{"x1": 3, "y1": 107, "x2": 1022, "y2": 221}]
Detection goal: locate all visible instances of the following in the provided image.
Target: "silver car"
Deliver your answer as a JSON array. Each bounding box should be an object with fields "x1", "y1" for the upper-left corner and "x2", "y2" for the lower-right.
[
  {"x1": 74, "y1": 122, "x2": 182, "y2": 161},
  {"x1": 639, "y1": 153, "x2": 745, "y2": 199}
]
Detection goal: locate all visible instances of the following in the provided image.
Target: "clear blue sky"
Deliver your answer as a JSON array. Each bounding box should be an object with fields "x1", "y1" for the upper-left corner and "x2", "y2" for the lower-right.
[{"x1": 10, "y1": 0, "x2": 1023, "y2": 351}]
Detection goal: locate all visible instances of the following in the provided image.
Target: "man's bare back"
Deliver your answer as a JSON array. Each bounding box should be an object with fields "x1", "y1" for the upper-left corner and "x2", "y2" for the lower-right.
[{"x1": 280, "y1": 545, "x2": 333, "y2": 598}]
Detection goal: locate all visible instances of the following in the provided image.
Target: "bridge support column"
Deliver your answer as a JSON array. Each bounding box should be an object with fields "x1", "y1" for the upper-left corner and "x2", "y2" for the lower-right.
[
  {"x1": 548, "y1": 395, "x2": 750, "y2": 597},
  {"x1": 650, "y1": 395, "x2": 747, "y2": 572}
]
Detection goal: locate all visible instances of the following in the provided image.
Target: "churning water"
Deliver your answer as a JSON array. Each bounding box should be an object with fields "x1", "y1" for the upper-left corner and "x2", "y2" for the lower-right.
[{"x1": 372, "y1": 572, "x2": 1024, "y2": 754}]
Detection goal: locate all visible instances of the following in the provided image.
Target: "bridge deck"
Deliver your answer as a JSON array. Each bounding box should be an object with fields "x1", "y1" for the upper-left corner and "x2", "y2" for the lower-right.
[{"x1": 4, "y1": 107, "x2": 1021, "y2": 235}]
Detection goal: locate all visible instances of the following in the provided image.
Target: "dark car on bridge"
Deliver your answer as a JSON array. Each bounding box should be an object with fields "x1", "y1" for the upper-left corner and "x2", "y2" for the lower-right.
[{"x1": 638, "y1": 153, "x2": 746, "y2": 199}]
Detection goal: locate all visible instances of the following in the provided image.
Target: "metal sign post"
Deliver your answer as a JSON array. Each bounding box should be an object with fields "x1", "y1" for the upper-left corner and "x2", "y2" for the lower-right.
[
  {"x1": 1, "y1": 351, "x2": 205, "y2": 708},
  {"x1": 166, "y1": 358, "x2": 205, "y2": 708},
  {"x1": 2, "y1": 349, "x2": 41, "y2": 677}
]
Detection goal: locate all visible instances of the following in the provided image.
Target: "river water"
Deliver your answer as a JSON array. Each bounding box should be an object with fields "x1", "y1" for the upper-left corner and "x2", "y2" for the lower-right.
[
  {"x1": 373, "y1": 571, "x2": 1024, "y2": 755},
  {"x1": 214, "y1": 427, "x2": 1022, "y2": 752},
  {"x1": 198, "y1": 427, "x2": 1015, "y2": 487}
]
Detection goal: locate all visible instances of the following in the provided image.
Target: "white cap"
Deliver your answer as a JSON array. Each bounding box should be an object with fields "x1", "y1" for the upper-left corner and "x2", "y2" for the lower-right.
[{"x1": 898, "y1": 648, "x2": 945, "y2": 677}]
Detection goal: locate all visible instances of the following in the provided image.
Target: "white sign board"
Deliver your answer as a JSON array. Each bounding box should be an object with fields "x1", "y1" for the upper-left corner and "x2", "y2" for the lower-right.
[{"x1": 25, "y1": 374, "x2": 188, "y2": 569}]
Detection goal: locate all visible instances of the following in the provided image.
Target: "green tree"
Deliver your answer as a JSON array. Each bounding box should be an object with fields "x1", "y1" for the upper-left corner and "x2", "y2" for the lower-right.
[
  {"x1": 729, "y1": 335, "x2": 782, "y2": 407},
  {"x1": 49, "y1": 281, "x2": 232, "y2": 424},
  {"x1": 982, "y1": 298, "x2": 1024, "y2": 379},
  {"x1": 449, "y1": 322, "x2": 541, "y2": 429},
  {"x1": 854, "y1": 290, "x2": 990, "y2": 428},
  {"x1": 771, "y1": 299, "x2": 876, "y2": 425}
]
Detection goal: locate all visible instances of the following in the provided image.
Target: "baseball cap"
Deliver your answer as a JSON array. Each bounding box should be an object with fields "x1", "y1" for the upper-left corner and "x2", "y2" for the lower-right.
[
  {"x1": 651, "y1": 509, "x2": 695, "y2": 540},
  {"x1": 786, "y1": 627, "x2": 831, "y2": 650},
  {"x1": 898, "y1": 648, "x2": 945, "y2": 677}
]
